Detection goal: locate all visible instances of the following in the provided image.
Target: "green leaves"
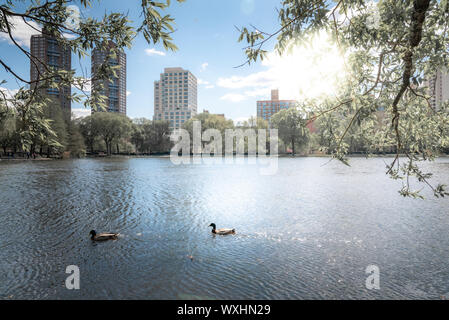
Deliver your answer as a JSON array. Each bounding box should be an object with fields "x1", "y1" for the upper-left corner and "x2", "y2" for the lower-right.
[
  {"x1": 137, "y1": 0, "x2": 183, "y2": 52},
  {"x1": 88, "y1": 111, "x2": 133, "y2": 155},
  {"x1": 1, "y1": 0, "x2": 183, "y2": 155},
  {"x1": 237, "y1": 0, "x2": 449, "y2": 198},
  {"x1": 271, "y1": 107, "x2": 310, "y2": 155}
]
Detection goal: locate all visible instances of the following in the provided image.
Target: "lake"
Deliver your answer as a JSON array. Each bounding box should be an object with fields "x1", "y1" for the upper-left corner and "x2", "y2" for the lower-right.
[{"x1": 0, "y1": 157, "x2": 448, "y2": 299}]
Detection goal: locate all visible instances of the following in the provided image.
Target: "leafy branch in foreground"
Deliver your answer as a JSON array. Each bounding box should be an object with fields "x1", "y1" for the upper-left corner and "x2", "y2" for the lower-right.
[
  {"x1": 238, "y1": 0, "x2": 449, "y2": 198},
  {"x1": 0, "y1": 0, "x2": 183, "y2": 151}
]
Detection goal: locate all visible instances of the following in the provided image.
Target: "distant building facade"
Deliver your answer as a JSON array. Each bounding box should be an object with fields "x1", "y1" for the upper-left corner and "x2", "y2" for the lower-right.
[
  {"x1": 257, "y1": 89, "x2": 297, "y2": 122},
  {"x1": 30, "y1": 28, "x2": 71, "y2": 121},
  {"x1": 427, "y1": 69, "x2": 449, "y2": 111},
  {"x1": 91, "y1": 41, "x2": 127, "y2": 114},
  {"x1": 154, "y1": 67, "x2": 198, "y2": 129}
]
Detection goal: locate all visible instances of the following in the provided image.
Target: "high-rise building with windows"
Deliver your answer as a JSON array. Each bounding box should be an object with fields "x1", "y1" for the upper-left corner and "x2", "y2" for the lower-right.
[
  {"x1": 427, "y1": 69, "x2": 449, "y2": 111},
  {"x1": 257, "y1": 89, "x2": 297, "y2": 122},
  {"x1": 91, "y1": 41, "x2": 127, "y2": 114},
  {"x1": 154, "y1": 67, "x2": 197, "y2": 129},
  {"x1": 30, "y1": 28, "x2": 71, "y2": 121}
]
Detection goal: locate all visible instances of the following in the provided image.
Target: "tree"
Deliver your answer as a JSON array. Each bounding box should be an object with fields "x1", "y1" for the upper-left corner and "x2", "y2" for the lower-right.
[
  {"x1": 0, "y1": 110, "x2": 16, "y2": 156},
  {"x1": 130, "y1": 118, "x2": 171, "y2": 154},
  {"x1": 42, "y1": 101, "x2": 68, "y2": 157},
  {"x1": 131, "y1": 119, "x2": 146, "y2": 154},
  {"x1": 13, "y1": 88, "x2": 61, "y2": 155},
  {"x1": 78, "y1": 115, "x2": 99, "y2": 154},
  {"x1": 131, "y1": 118, "x2": 152, "y2": 154},
  {"x1": 238, "y1": 0, "x2": 449, "y2": 197},
  {"x1": 183, "y1": 112, "x2": 235, "y2": 153},
  {"x1": 236, "y1": 116, "x2": 270, "y2": 154},
  {"x1": 0, "y1": 0, "x2": 184, "y2": 150},
  {"x1": 271, "y1": 108, "x2": 310, "y2": 155},
  {"x1": 184, "y1": 113, "x2": 234, "y2": 133},
  {"x1": 90, "y1": 112, "x2": 132, "y2": 155},
  {"x1": 148, "y1": 120, "x2": 171, "y2": 154},
  {"x1": 67, "y1": 118, "x2": 86, "y2": 158},
  {"x1": 238, "y1": 116, "x2": 268, "y2": 130}
]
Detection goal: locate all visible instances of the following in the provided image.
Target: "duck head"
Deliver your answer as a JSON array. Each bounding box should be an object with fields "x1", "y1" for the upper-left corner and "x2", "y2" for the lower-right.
[
  {"x1": 209, "y1": 223, "x2": 216, "y2": 230},
  {"x1": 89, "y1": 230, "x2": 96, "y2": 239}
]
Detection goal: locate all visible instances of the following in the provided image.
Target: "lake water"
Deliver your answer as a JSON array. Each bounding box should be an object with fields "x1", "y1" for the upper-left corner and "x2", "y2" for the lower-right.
[{"x1": 0, "y1": 157, "x2": 448, "y2": 300}]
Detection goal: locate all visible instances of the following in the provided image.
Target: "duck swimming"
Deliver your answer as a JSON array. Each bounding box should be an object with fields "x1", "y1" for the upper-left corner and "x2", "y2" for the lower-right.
[
  {"x1": 89, "y1": 230, "x2": 119, "y2": 241},
  {"x1": 209, "y1": 223, "x2": 235, "y2": 235}
]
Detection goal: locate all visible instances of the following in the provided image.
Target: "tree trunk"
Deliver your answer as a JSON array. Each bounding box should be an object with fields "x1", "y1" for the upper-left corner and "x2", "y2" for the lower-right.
[
  {"x1": 104, "y1": 139, "x2": 109, "y2": 156},
  {"x1": 291, "y1": 138, "x2": 295, "y2": 156}
]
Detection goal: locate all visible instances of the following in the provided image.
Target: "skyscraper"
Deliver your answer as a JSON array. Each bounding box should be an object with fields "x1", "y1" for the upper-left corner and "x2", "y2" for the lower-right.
[
  {"x1": 91, "y1": 41, "x2": 127, "y2": 114},
  {"x1": 257, "y1": 89, "x2": 297, "y2": 122},
  {"x1": 154, "y1": 67, "x2": 197, "y2": 129},
  {"x1": 427, "y1": 69, "x2": 449, "y2": 111},
  {"x1": 30, "y1": 28, "x2": 71, "y2": 121}
]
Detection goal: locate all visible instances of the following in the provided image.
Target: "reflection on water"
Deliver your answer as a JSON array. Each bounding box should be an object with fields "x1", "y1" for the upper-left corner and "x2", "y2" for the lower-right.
[{"x1": 0, "y1": 157, "x2": 448, "y2": 299}]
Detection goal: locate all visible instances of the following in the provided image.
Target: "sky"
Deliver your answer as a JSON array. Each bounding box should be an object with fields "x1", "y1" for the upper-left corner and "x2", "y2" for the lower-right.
[{"x1": 0, "y1": 0, "x2": 344, "y2": 123}]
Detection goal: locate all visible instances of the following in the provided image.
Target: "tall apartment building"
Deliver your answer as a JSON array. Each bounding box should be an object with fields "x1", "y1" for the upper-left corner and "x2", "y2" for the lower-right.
[
  {"x1": 154, "y1": 67, "x2": 197, "y2": 129},
  {"x1": 91, "y1": 41, "x2": 127, "y2": 114},
  {"x1": 30, "y1": 28, "x2": 71, "y2": 121},
  {"x1": 257, "y1": 89, "x2": 297, "y2": 121},
  {"x1": 427, "y1": 69, "x2": 449, "y2": 111}
]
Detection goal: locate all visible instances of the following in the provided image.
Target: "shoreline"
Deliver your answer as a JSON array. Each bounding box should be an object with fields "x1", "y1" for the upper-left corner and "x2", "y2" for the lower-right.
[{"x1": 1, "y1": 153, "x2": 448, "y2": 162}]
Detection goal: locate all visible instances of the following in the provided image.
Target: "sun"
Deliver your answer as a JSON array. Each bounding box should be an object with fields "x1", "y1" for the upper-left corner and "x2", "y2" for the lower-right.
[{"x1": 264, "y1": 31, "x2": 347, "y2": 102}]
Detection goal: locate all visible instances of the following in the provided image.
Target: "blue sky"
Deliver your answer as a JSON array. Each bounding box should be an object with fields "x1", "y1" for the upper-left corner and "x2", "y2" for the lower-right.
[
  {"x1": 0, "y1": 0, "x2": 283, "y2": 122},
  {"x1": 1, "y1": 0, "x2": 342, "y2": 123}
]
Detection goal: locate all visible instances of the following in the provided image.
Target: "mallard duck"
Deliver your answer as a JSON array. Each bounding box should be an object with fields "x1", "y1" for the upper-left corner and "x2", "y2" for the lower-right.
[
  {"x1": 209, "y1": 223, "x2": 235, "y2": 235},
  {"x1": 89, "y1": 230, "x2": 119, "y2": 241}
]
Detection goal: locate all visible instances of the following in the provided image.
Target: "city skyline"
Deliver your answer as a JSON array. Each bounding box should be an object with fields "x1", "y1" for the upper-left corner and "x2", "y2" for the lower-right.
[
  {"x1": 0, "y1": 0, "x2": 306, "y2": 123},
  {"x1": 1, "y1": 0, "x2": 449, "y2": 124}
]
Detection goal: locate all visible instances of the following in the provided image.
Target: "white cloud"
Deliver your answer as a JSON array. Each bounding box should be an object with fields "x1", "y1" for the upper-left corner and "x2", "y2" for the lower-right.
[
  {"x1": 0, "y1": 86, "x2": 19, "y2": 99},
  {"x1": 0, "y1": 16, "x2": 74, "y2": 48},
  {"x1": 197, "y1": 78, "x2": 209, "y2": 85},
  {"x1": 145, "y1": 48, "x2": 166, "y2": 56},
  {"x1": 217, "y1": 71, "x2": 275, "y2": 90},
  {"x1": 201, "y1": 62, "x2": 209, "y2": 71},
  {"x1": 243, "y1": 88, "x2": 270, "y2": 98},
  {"x1": 0, "y1": 16, "x2": 41, "y2": 48},
  {"x1": 71, "y1": 108, "x2": 91, "y2": 119},
  {"x1": 126, "y1": 91, "x2": 131, "y2": 96},
  {"x1": 220, "y1": 93, "x2": 247, "y2": 103},
  {"x1": 216, "y1": 31, "x2": 347, "y2": 103},
  {"x1": 0, "y1": 86, "x2": 19, "y2": 108},
  {"x1": 197, "y1": 79, "x2": 215, "y2": 89}
]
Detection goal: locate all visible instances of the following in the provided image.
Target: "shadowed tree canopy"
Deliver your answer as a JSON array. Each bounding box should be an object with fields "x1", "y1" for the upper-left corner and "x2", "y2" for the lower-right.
[
  {"x1": 271, "y1": 108, "x2": 310, "y2": 155},
  {"x1": 90, "y1": 111, "x2": 132, "y2": 155},
  {"x1": 131, "y1": 118, "x2": 171, "y2": 154}
]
